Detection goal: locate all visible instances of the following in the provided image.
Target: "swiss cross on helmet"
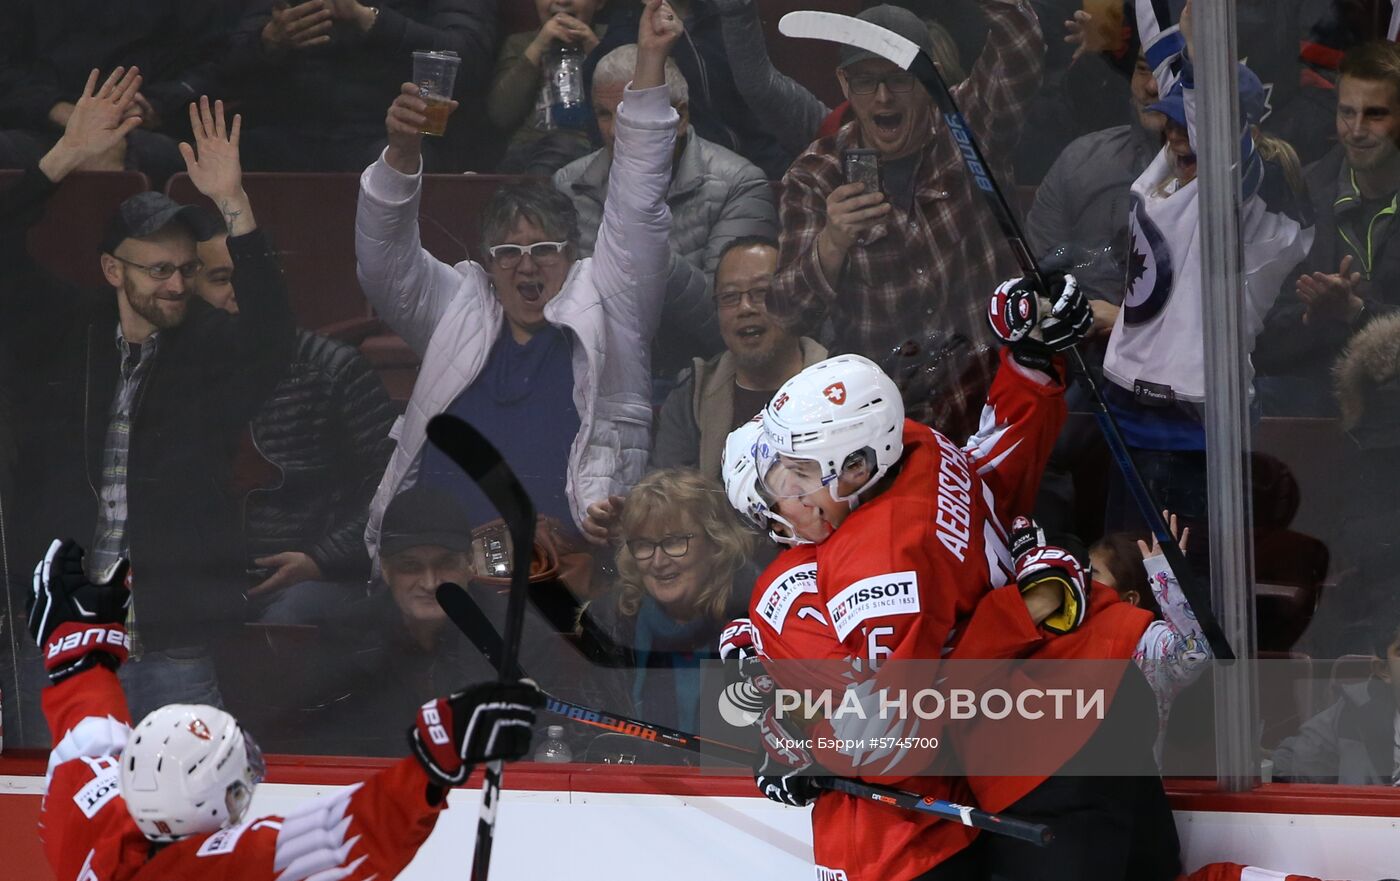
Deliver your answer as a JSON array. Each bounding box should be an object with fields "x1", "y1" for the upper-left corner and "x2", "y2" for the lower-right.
[
  {"x1": 757, "y1": 354, "x2": 903, "y2": 505},
  {"x1": 120, "y1": 704, "x2": 265, "y2": 842}
]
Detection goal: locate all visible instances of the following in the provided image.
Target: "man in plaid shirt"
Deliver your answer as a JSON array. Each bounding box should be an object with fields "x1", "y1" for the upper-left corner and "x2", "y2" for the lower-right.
[{"x1": 769, "y1": 2, "x2": 1043, "y2": 436}]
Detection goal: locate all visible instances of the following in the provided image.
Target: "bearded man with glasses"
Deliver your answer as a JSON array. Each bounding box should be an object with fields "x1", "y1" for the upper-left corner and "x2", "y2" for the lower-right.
[
  {"x1": 0, "y1": 69, "x2": 295, "y2": 737},
  {"x1": 356, "y1": 1, "x2": 686, "y2": 579},
  {"x1": 768, "y1": 3, "x2": 1043, "y2": 436}
]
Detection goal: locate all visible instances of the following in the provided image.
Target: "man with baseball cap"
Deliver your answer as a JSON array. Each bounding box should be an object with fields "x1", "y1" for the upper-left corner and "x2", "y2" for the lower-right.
[
  {"x1": 0, "y1": 67, "x2": 294, "y2": 739},
  {"x1": 766, "y1": 1, "x2": 1043, "y2": 434}
]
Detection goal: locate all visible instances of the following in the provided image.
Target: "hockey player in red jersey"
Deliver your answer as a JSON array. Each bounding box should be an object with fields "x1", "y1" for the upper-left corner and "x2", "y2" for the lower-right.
[
  {"x1": 720, "y1": 417, "x2": 1079, "y2": 810},
  {"x1": 29, "y1": 537, "x2": 542, "y2": 881},
  {"x1": 725, "y1": 273, "x2": 1180, "y2": 880}
]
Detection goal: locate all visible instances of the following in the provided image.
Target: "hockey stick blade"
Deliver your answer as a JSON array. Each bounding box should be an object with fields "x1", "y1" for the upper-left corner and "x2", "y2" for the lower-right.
[
  {"x1": 778, "y1": 10, "x2": 920, "y2": 68},
  {"x1": 775, "y1": 10, "x2": 1232, "y2": 661},
  {"x1": 436, "y1": 581, "x2": 760, "y2": 766},
  {"x1": 426, "y1": 415, "x2": 536, "y2": 881}
]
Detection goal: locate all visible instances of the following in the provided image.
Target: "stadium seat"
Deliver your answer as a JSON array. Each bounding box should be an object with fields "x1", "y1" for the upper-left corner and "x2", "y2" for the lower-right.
[
  {"x1": 418, "y1": 173, "x2": 526, "y2": 263},
  {"x1": 1326, "y1": 653, "x2": 1375, "y2": 705},
  {"x1": 1254, "y1": 417, "x2": 1353, "y2": 556},
  {"x1": 0, "y1": 168, "x2": 150, "y2": 290},
  {"x1": 1256, "y1": 650, "x2": 1317, "y2": 750}
]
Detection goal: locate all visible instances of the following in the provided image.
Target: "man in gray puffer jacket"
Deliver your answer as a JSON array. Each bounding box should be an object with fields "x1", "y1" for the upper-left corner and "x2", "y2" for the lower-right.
[{"x1": 554, "y1": 42, "x2": 777, "y2": 384}]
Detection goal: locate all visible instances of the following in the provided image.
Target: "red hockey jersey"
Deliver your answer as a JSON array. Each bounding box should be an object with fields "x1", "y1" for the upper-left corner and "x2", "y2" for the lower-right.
[
  {"x1": 749, "y1": 353, "x2": 1073, "y2": 881},
  {"x1": 40, "y1": 667, "x2": 446, "y2": 881}
]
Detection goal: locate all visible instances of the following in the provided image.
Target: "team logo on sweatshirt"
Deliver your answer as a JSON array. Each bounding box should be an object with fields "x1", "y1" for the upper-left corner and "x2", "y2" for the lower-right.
[{"x1": 1124, "y1": 195, "x2": 1175, "y2": 326}]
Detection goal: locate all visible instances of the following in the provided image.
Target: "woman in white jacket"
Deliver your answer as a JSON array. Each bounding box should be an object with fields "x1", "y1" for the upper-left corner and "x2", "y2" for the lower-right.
[{"x1": 354, "y1": 0, "x2": 684, "y2": 563}]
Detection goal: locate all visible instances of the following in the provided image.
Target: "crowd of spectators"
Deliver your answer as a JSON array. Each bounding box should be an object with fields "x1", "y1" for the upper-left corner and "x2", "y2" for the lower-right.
[{"x1": 2, "y1": 0, "x2": 1400, "y2": 789}]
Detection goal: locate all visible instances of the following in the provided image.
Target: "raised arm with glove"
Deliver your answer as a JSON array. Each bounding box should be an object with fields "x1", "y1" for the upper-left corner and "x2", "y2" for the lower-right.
[{"x1": 28, "y1": 538, "x2": 131, "y2": 684}]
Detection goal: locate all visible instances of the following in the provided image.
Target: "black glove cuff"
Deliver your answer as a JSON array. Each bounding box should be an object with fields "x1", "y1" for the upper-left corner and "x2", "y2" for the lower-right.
[
  {"x1": 1009, "y1": 342, "x2": 1055, "y2": 375},
  {"x1": 48, "y1": 651, "x2": 120, "y2": 685}
]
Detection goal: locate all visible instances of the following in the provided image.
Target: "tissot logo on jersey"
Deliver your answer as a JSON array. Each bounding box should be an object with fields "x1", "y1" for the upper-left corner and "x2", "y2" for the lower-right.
[
  {"x1": 756, "y1": 562, "x2": 818, "y2": 634},
  {"x1": 826, "y1": 572, "x2": 920, "y2": 641},
  {"x1": 815, "y1": 866, "x2": 850, "y2": 881},
  {"x1": 73, "y1": 763, "x2": 121, "y2": 818}
]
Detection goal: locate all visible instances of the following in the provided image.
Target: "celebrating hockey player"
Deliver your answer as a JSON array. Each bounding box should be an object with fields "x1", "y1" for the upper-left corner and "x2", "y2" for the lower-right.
[
  {"x1": 720, "y1": 272, "x2": 1182, "y2": 880},
  {"x1": 29, "y1": 537, "x2": 542, "y2": 881}
]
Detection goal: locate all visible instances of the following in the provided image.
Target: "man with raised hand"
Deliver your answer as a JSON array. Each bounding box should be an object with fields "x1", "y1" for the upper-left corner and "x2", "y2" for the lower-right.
[{"x1": 0, "y1": 68, "x2": 295, "y2": 731}]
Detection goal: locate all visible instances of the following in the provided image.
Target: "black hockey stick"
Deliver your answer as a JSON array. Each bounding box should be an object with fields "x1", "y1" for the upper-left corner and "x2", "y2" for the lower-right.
[
  {"x1": 777, "y1": 11, "x2": 1232, "y2": 661},
  {"x1": 437, "y1": 582, "x2": 1052, "y2": 846},
  {"x1": 425, "y1": 414, "x2": 535, "y2": 881},
  {"x1": 436, "y1": 581, "x2": 760, "y2": 765},
  {"x1": 815, "y1": 777, "x2": 1052, "y2": 846}
]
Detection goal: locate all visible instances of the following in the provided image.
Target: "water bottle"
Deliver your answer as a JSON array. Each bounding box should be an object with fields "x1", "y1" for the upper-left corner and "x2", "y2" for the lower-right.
[
  {"x1": 533, "y1": 724, "x2": 573, "y2": 763},
  {"x1": 543, "y1": 46, "x2": 588, "y2": 131}
]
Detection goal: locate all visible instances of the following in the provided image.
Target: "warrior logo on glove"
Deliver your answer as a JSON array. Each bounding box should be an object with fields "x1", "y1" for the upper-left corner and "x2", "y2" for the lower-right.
[{"x1": 988, "y1": 272, "x2": 1092, "y2": 373}]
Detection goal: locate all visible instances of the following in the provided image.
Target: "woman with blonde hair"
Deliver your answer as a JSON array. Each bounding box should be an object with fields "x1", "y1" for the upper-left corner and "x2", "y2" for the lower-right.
[{"x1": 578, "y1": 468, "x2": 757, "y2": 738}]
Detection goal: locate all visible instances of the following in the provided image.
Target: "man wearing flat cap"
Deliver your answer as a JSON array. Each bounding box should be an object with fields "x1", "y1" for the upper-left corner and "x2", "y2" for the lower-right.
[
  {"x1": 767, "y1": 2, "x2": 1043, "y2": 436},
  {"x1": 0, "y1": 68, "x2": 294, "y2": 740}
]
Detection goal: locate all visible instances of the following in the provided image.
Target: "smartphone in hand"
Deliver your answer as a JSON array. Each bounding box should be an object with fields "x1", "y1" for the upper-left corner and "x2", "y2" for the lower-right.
[{"x1": 843, "y1": 148, "x2": 882, "y2": 195}]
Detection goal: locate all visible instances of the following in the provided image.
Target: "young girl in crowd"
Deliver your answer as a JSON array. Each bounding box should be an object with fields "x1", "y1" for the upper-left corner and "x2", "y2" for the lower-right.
[{"x1": 1091, "y1": 512, "x2": 1213, "y2": 758}]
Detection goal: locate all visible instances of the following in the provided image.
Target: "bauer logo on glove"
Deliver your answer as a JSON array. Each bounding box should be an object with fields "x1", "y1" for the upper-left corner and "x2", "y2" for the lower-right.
[{"x1": 28, "y1": 538, "x2": 133, "y2": 683}]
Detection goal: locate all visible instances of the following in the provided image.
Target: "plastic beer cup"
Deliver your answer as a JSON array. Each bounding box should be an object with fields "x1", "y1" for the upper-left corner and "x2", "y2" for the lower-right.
[{"x1": 412, "y1": 50, "x2": 460, "y2": 136}]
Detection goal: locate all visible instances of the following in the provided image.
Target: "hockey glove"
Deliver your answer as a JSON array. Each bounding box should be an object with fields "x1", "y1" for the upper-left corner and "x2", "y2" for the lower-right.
[
  {"x1": 28, "y1": 539, "x2": 132, "y2": 683},
  {"x1": 409, "y1": 679, "x2": 544, "y2": 787},
  {"x1": 754, "y1": 706, "x2": 820, "y2": 807},
  {"x1": 719, "y1": 616, "x2": 768, "y2": 681},
  {"x1": 1009, "y1": 516, "x2": 1089, "y2": 635},
  {"x1": 987, "y1": 272, "x2": 1090, "y2": 373}
]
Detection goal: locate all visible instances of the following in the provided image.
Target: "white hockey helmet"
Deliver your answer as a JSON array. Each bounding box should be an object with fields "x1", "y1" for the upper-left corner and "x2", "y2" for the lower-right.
[
  {"x1": 757, "y1": 354, "x2": 904, "y2": 503},
  {"x1": 120, "y1": 703, "x2": 266, "y2": 842},
  {"x1": 722, "y1": 417, "x2": 810, "y2": 546}
]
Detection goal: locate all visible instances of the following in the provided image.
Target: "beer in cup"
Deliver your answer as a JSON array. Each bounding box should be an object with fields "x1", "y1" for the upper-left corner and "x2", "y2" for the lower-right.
[{"x1": 412, "y1": 50, "x2": 460, "y2": 136}]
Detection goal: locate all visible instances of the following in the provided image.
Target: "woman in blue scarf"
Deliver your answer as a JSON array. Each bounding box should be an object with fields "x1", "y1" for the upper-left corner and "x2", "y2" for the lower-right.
[{"x1": 578, "y1": 468, "x2": 757, "y2": 745}]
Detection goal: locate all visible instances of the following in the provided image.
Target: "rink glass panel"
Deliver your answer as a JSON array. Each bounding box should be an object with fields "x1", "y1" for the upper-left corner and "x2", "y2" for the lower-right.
[{"x1": 0, "y1": 0, "x2": 1395, "y2": 813}]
